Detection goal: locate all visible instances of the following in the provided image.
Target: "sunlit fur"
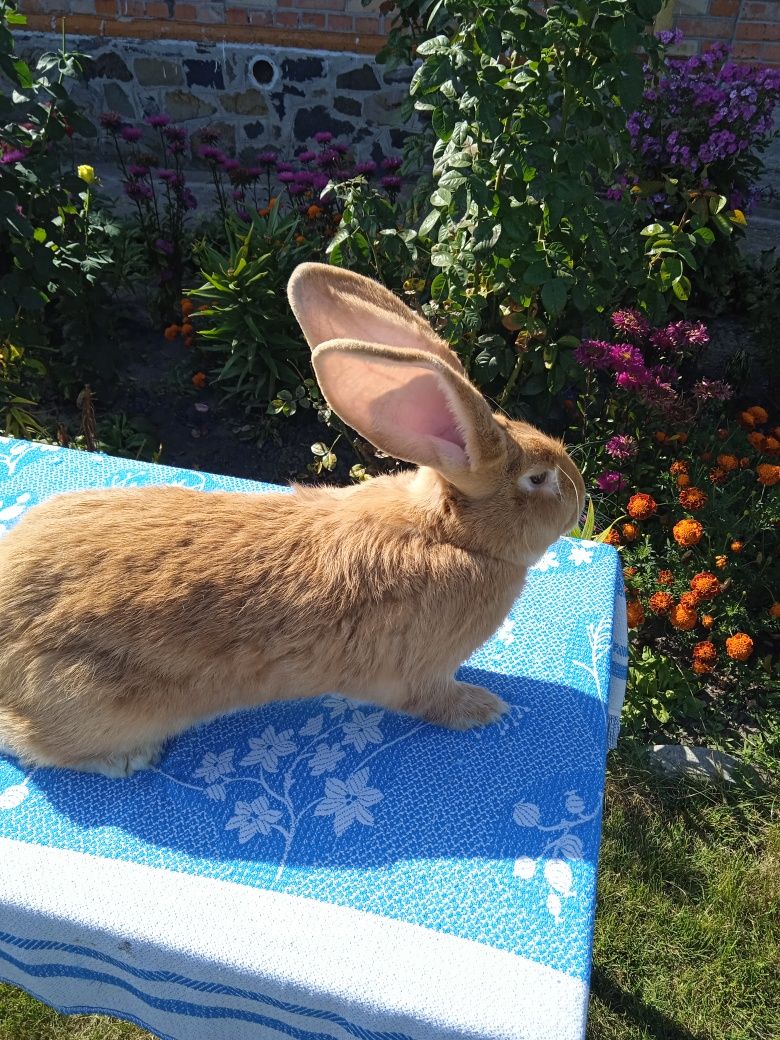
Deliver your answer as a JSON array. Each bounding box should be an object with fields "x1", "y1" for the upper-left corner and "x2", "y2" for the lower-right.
[{"x1": 0, "y1": 271, "x2": 585, "y2": 776}]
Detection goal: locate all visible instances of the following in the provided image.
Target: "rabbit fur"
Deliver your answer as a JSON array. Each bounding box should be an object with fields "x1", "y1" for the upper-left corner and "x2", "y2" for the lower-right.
[{"x1": 0, "y1": 263, "x2": 585, "y2": 776}]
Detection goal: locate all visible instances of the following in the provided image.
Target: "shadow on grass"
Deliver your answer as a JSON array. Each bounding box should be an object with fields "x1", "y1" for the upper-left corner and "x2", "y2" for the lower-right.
[{"x1": 589, "y1": 967, "x2": 707, "y2": 1040}]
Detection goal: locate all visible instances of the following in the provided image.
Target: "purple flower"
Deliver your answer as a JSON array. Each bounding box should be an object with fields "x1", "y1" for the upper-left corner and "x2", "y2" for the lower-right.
[
  {"x1": 120, "y1": 126, "x2": 142, "y2": 143},
  {"x1": 656, "y1": 28, "x2": 683, "y2": 46},
  {"x1": 158, "y1": 168, "x2": 184, "y2": 187},
  {"x1": 596, "y1": 471, "x2": 627, "y2": 494},
  {"x1": 608, "y1": 343, "x2": 647, "y2": 376},
  {"x1": 182, "y1": 189, "x2": 198, "y2": 211},
  {"x1": 221, "y1": 158, "x2": 241, "y2": 173},
  {"x1": 605, "y1": 435, "x2": 638, "y2": 461},
  {"x1": 198, "y1": 146, "x2": 226, "y2": 163},
  {"x1": 313, "y1": 131, "x2": 332, "y2": 144},
  {"x1": 381, "y1": 155, "x2": 403, "y2": 170},
  {"x1": 99, "y1": 111, "x2": 124, "y2": 132},
  {"x1": 256, "y1": 151, "x2": 278, "y2": 166},
  {"x1": 163, "y1": 125, "x2": 187, "y2": 144},
  {"x1": 693, "y1": 378, "x2": 733, "y2": 402},
  {"x1": 128, "y1": 163, "x2": 150, "y2": 178},
  {"x1": 574, "y1": 339, "x2": 612, "y2": 369},
  {"x1": 615, "y1": 370, "x2": 650, "y2": 392},
  {"x1": 297, "y1": 150, "x2": 316, "y2": 162},
  {"x1": 144, "y1": 113, "x2": 171, "y2": 128},
  {"x1": 154, "y1": 237, "x2": 175, "y2": 255},
  {"x1": 276, "y1": 161, "x2": 294, "y2": 173},
  {"x1": 354, "y1": 160, "x2": 377, "y2": 175},
  {"x1": 288, "y1": 183, "x2": 307, "y2": 197},
  {"x1": 0, "y1": 148, "x2": 27, "y2": 165},
  {"x1": 124, "y1": 180, "x2": 153, "y2": 202},
  {"x1": 198, "y1": 127, "x2": 222, "y2": 145},
  {"x1": 278, "y1": 171, "x2": 296, "y2": 183},
  {"x1": 316, "y1": 148, "x2": 341, "y2": 168},
  {"x1": 381, "y1": 175, "x2": 402, "y2": 192},
  {"x1": 236, "y1": 208, "x2": 250, "y2": 222},
  {"x1": 611, "y1": 308, "x2": 650, "y2": 342}
]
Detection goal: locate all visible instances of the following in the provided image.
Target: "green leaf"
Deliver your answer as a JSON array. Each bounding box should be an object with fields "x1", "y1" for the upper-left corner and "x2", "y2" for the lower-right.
[
  {"x1": 672, "y1": 275, "x2": 691, "y2": 301},
  {"x1": 541, "y1": 278, "x2": 567, "y2": 317},
  {"x1": 418, "y1": 209, "x2": 441, "y2": 238}
]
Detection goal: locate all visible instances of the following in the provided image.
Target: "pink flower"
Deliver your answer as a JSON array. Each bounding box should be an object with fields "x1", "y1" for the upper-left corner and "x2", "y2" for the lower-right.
[
  {"x1": 693, "y1": 378, "x2": 733, "y2": 402},
  {"x1": 574, "y1": 339, "x2": 612, "y2": 369},
  {"x1": 605, "y1": 435, "x2": 638, "y2": 460},
  {"x1": 611, "y1": 308, "x2": 650, "y2": 342},
  {"x1": 608, "y1": 343, "x2": 647, "y2": 375}
]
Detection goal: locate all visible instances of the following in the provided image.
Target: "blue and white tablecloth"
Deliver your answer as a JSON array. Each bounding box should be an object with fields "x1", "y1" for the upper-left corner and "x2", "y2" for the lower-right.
[{"x1": 0, "y1": 436, "x2": 627, "y2": 1040}]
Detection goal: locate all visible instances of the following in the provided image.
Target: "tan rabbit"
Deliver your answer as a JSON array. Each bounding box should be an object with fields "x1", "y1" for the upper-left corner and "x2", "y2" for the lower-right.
[{"x1": 0, "y1": 263, "x2": 585, "y2": 777}]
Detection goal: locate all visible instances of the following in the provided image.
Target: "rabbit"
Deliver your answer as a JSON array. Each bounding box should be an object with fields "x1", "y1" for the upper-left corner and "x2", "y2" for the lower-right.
[{"x1": 0, "y1": 263, "x2": 585, "y2": 777}]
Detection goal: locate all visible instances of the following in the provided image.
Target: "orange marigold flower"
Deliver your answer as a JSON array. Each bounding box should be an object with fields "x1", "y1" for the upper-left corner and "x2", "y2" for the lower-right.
[
  {"x1": 163, "y1": 324, "x2": 181, "y2": 341},
  {"x1": 626, "y1": 600, "x2": 644, "y2": 628},
  {"x1": 739, "y1": 411, "x2": 756, "y2": 430},
  {"x1": 654, "y1": 431, "x2": 667, "y2": 443},
  {"x1": 701, "y1": 614, "x2": 715, "y2": 629},
  {"x1": 740, "y1": 457, "x2": 751, "y2": 468},
  {"x1": 747, "y1": 405, "x2": 768, "y2": 424},
  {"x1": 673, "y1": 432, "x2": 689, "y2": 444},
  {"x1": 725, "y1": 633, "x2": 754, "y2": 662},
  {"x1": 627, "y1": 493, "x2": 657, "y2": 520},
  {"x1": 649, "y1": 591, "x2": 674, "y2": 614},
  {"x1": 306, "y1": 204, "x2": 322, "y2": 219},
  {"x1": 747, "y1": 431, "x2": 766, "y2": 450},
  {"x1": 669, "y1": 603, "x2": 698, "y2": 631},
  {"x1": 294, "y1": 234, "x2": 306, "y2": 244},
  {"x1": 622, "y1": 522, "x2": 640, "y2": 543},
  {"x1": 677, "y1": 473, "x2": 691, "y2": 488},
  {"x1": 181, "y1": 323, "x2": 194, "y2": 338},
  {"x1": 258, "y1": 206, "x2": 271, "y2": 217},
  {"x1": 180, "y1": 299, "x2": 194, "y2": 318},
  {"x1": 183, "y1": 336, "x2": 194, "y2": 348},
  {"x1": 658, "y1": 570, "x2": 674, "y2": 585},
  {"x1": 623, "y1": 566, "x2": 638, "y2": 578},
  {"x1": 670, "y1": 460, "x2": 689, "y2": 476},
  {"x1": 717, "y1": 427, "x2": 729, "y2": 440},
  {"x1": 680, "y1": 591, "x2": 702, "y2": 610},
  {"x1": 717, "y1": 454, "x2": 739, "y2": 472},
  {"x1": 715, "y1": 555, "x2": 727, "y2": 569},
  {"x1": 764, "y1": 437, "x2": 780, "y2": 455},
  {"x1": 692, "y1": 659, "x2": 713, "y2": 675},
  {"x1": 604, "y1": 528, "x2": 622, "y2": 547},
  {"x1": 191, "y1": 372, "x2": 206, "y2": 389},
  {"x1": 730, "y1": 540, "x2": 743, "y2": 553},
  {"x1": 673, "y1": 518, "x2": 703, "y2": 547},
  {"x1": 690, "y1": 572, "x2": 720, "y2": 600},
  {"x1": 693, "y1": 640, "x2": 717, "y2": 664},
  {"x1": 757, "y1": 463, "x2": 780, "y2": 486},
  {"x1": 709, "y1": 467, "x2": 727, "y2": 485},
  {"x1": 769, "y1": 602, "x2": 780, "y2": 619},
  {"x1": 679, "y1": 486, "x2": 708, "y2": 510}
]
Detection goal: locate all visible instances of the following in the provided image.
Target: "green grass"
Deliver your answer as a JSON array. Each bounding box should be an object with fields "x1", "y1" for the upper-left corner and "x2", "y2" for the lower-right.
[{"x1": 2, "y1": 749, "x2": 778, "y2": 1040}]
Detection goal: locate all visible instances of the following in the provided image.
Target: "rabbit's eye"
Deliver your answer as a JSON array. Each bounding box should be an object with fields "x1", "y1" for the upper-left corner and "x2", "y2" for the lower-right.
[{"x1": 529, "y1": 472, "x2": 547, "y2": 486}]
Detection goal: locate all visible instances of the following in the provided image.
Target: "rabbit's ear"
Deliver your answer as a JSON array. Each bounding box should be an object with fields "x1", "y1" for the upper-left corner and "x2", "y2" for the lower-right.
[
  {"x1": 288, "y1": 262, "x2": 464, "y2": 374},
  {"x1": 311, "y1": 340, "x2": 506, "y2": 491}
]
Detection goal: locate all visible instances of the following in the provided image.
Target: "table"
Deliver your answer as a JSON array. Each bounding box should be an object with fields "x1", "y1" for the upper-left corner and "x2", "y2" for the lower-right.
[{"x1": 0, "y1": 436, "x2": 627, "y2": 1040}]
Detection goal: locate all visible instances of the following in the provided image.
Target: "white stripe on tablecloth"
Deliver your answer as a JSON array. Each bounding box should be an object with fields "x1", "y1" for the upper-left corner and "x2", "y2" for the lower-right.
[{"x1": 0, "y1": 838, "x2": 587, "y2": 1040}]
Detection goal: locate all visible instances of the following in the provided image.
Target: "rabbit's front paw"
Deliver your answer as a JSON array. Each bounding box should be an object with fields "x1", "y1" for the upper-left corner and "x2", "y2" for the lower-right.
[{"x1": 425, "y1": 681, "x2": 508, "y2": 730}]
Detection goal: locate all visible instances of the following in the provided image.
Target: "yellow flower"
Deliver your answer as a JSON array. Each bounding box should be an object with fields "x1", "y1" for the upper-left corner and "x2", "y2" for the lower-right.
[{"x1": 77, "y1": 164, "x2": 97, "y2": 184}]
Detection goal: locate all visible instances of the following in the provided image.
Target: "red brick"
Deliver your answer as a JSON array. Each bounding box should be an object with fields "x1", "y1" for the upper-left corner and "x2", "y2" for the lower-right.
[
  {"x1": 279, "y1": 0, "x2": 344, "y2": 9},
  {"x1": 94, "y1": 0, "x2": 116, "y2": 14},
  {"x1": 176, "y1": 3, "x2": 197, "y2": 19},
  {"x1": 226, "y1": 7, "x2": 248, "y2": 23},
  {"x1": 731, "y1": 41, "x2": 762, "y2": 59},
  {"x1": 759, "y1": 40, "x2": 780, "y2": 62},
  {"x1": 737, "y1": 20, "x2": 780, "y2": 40},
  {"x1": 744, "y1": 2, "x2": 778, "y2": 18},
  {"x1": 300, "y1": 11, "x2": 326, "y2": 27},
  {"x1": 709, "y1": 0, "x2": 739, "y2": 15},
  {"x1": 677, "y1": 16, "x2": 736, "y2": 38},
  {"x1": 327, "y1": 12, "x2": 352, "y2": 30},
  {"x1": 120, "y1": 0, "x2": 144, "y2": 15},
  {"x1": 274, "y1": 10, "x2": 299, "y2": 26},
  {"x1": 249, "y1": 10, "x2": 273, "y2": 25},
  {"x1": 355, "y1": 15, "x2": 380, "y2": 32},
  {"x1": 145, "y1": 1, "x2": 170, "y2": 16}
]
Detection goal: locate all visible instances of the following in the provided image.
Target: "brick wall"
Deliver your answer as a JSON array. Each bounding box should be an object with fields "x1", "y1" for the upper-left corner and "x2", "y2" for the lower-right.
[
  {"x1": 660, "y1": 0, "x2": 779, "y2": 66},
  {"x1": 18, "y1": 0, "x2": 388, "y2": 54}
]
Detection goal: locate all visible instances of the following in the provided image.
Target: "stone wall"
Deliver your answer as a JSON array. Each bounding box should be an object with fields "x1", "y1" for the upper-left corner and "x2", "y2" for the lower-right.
[{"x1": 12, "y1": 31, "x2": 413, "y2": 167}]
